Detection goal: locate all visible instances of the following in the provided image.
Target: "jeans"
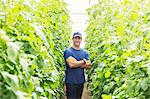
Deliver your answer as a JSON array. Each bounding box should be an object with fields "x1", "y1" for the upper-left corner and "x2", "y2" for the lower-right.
[{"x1": 66, "y1": 83, "x2": 84, "y2": 99}]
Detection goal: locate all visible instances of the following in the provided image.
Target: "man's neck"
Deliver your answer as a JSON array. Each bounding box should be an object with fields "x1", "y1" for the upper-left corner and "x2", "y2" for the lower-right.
[{"x1": 72, "y1": 45, "x2": 80, "y2": 50}]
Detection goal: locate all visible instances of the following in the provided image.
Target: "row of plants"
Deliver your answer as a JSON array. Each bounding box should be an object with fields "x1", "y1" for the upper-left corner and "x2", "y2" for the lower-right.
[
  {"x1": 85, "y1": 0, "x2": 150, "y2": 98},
  {"x1": 0, "y1": 0, "x2": 71, "y2": 98}
]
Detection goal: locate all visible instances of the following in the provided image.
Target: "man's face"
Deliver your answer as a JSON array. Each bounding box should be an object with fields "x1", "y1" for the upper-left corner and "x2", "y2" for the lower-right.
[{"x1": 72, "y1": 36, "x2": 82, "y2": 47}]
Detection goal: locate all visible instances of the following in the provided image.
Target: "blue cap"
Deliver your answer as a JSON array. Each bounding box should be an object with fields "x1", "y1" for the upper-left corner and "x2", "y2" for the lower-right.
[{"x1": 73, "y1": 32, "x2": 82, "y2": 38}]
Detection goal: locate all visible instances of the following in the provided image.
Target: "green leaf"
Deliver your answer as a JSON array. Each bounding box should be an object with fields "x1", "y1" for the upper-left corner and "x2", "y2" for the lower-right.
[
  {"x1": 0, "y1": 29, "x2": 11, "y2": 46},
  {"x1": 141, "y1": 79, "x2": 148, "y2": 91},
  {"x1": 31, "y1": 23, "x2": 49, "y2": 48},
  {"x1": 8, "y1": 86, "x2": 31, "y2": 99},
  {"x1": 101, "y1": 94, "x2": 112, "y2": 99},
  {"x1": 1, "y1": 71, "x2": 19, "y2": 87},
  {"x1": 7, "y1": 42, "x2": 20, "y2": 64},
  {"x1": 147, "y1": 66, "x2": 150, "y2": 76},
  {"x1": 105, "y1": 70, "x2": 111, "y2": 78},
  {"x1": 19, "y1": 57, "x2": 29, "y2": 73}
]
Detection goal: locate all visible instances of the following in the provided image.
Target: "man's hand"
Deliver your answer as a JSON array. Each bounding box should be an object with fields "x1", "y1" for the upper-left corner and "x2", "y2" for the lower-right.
[{"x1": 81, "y1": 60, "x2": 91, "y2": 69}]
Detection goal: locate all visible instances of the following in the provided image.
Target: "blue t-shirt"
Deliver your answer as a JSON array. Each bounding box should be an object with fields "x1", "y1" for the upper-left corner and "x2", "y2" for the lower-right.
[{"x1": 64, "y1": 47, "x2": 90, "y2": 84}]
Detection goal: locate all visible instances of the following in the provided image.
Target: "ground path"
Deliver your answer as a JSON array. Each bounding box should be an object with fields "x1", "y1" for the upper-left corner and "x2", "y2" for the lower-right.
[{"x1": 82, "y1": 83, "x2": 90, "y2": 99}]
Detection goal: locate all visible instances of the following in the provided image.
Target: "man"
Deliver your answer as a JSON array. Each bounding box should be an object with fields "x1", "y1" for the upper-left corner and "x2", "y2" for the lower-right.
[{"x1": 64, "y1": 32, "x2": 91, "y2": 99}]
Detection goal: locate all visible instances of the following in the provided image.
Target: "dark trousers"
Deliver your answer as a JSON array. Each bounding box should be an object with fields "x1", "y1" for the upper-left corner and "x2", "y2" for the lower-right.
[{"x1": 66, "y1": 83, "x2": 84, "y2": 99}]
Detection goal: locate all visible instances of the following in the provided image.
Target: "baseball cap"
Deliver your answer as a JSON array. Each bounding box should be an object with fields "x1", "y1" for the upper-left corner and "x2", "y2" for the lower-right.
[{"x1": 72, "y1": 32, "x2": 82, "y2": 38}]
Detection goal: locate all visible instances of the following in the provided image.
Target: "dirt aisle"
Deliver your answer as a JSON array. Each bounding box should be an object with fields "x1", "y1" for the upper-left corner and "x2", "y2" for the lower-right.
[{"x1": 82, "y1": 83, "x2": 90, "y2": 99}]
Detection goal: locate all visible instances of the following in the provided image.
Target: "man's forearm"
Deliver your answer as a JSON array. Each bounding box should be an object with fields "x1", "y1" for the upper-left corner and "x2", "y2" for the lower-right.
[
  {"x1": 66, "y1": 56, "x2": 85, "y2": 68},
  {"x1": 69, "y1": 60, "x2": 85, "y2": 68}
]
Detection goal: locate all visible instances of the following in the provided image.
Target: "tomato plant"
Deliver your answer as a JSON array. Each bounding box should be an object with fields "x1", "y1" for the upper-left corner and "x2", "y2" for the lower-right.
[
  {"x1": 85, "y1": 0, "x2": 150, "y2": 98},
  {"x1": 0, "y1": 0, "x2": 71, "y2": 98}
]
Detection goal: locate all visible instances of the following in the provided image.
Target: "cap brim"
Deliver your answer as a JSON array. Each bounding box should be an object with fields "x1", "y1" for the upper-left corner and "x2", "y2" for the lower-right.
[{"x1": 73, "y1": 35, "x2": 82, "y2": 38}]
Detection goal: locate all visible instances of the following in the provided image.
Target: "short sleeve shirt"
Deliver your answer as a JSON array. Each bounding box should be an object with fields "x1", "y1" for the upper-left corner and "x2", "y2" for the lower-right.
[{"x1": 64, "y1": 47, "x2": 90, "y2": 84}]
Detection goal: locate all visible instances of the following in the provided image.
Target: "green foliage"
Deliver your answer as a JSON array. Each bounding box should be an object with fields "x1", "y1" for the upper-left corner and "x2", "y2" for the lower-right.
[
  {"x1": 85, "y1": 0, "x2": 150, "y2": 98},
  {"x1": 0, "y1": 0, "x2": 71, "y2": 98}
]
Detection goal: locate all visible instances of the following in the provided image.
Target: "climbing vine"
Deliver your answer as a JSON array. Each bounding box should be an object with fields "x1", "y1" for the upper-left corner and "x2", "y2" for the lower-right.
[
  {"x1": 0, "y1": 0, "x2": 71, "y2": 98},
  {"x1": 85, "y1": 0, "x2": 150, "y2": 98}
]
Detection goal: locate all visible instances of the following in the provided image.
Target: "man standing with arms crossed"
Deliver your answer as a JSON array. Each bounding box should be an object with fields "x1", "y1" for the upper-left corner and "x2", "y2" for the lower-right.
[{"x1": 64, "y1": 32, "x2": 91, "y2": 99}]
